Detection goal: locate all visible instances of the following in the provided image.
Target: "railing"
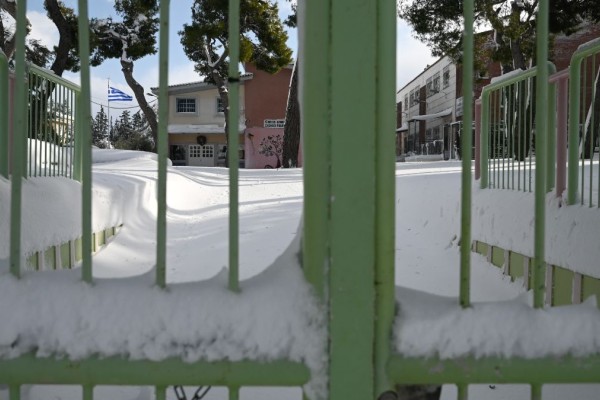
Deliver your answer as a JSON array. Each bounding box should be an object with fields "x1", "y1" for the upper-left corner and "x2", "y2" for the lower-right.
[
  {"x1": 0, "y1": 59, "x2": 79, "y2": 180},
  {"x1": 479, "y1": 62, "x2": 556, "y2": 192},
  {"x1": 25, "y1": 64, "x2": 79, "y2": 179},
  {"x1": 2, "y1": 1, "x2": 600, "y2": 400},
  {"x1": 567, "y1": 37, "x2": 600, "y2": 206}
]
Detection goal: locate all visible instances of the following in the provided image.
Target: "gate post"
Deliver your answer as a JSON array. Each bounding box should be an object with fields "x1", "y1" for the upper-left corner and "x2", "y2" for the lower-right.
[{"x1": 302, "y1": 0, "x2": 396, "y2": 398}]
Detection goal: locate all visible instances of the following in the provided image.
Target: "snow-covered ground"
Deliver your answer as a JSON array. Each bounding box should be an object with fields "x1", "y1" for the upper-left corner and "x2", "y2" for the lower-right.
[{"x1": 1, "y1": 150, "x2": 599, "y2": 399}]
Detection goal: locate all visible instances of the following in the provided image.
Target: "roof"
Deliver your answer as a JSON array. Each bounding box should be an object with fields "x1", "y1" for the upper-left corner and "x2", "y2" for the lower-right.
[{"x1": 150, "y1": 73, "x2": 254, "y2": 95}]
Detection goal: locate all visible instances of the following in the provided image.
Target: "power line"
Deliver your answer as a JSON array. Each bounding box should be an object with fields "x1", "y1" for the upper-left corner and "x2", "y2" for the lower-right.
[{"x1": 91, "y1": 98, "x2": 157, "y2": 110}]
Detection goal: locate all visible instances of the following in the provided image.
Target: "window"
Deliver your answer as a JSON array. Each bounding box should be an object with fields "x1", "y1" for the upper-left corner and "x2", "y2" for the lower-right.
[
  {"x1": 408, "y1": 90, "x2": 414, "y2": 107},
  {"x1": 404, "y1": 95, "x2": 408, "y2": 110},
  {"x1": 427, "y1": 73, "x2": 440, "y2": 97},
  {"x1": 443, "y1": 66, "x2": 450, "y2": 89},
  {"x1": 426, "y1": 77, "x2": 433, "y2": 97},
  {"x1": 433, "y1": 73, "x2": 441, "y2": 93},
  {"x1": 202, "y1": 145, "x2": 214, "y2": 158},
  {"x1": 176, "y1": 98, "x2": 196, "y2": 113},
  {"x1": 216, "y1": 97, "x2": 225, "y2": 113},
  {"x1": 413, "y1": 85, "x2": 420, "y2": 105},
  {"x1": 189, "y1": 144, "x2": 202, "y2": 158}
]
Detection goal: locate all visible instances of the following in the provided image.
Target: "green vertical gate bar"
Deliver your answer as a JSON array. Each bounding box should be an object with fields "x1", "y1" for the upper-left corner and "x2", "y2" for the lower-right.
[
  {"x1": 155, "y1": 386, "x2": 166, "y2": 400},
  {"x1": 83, "y1": 384, "x2": 93, "y2": 400},
  {"x1": 74, "y1": 92, "x2": 82, "y2": 181},
  {"x1": 0, "y1": 50, "x2": 8, "y2": 178},
  {"x1": 460, "y1": 0, "x2": 474, "y2": 308},
  {"x1": 329, "y1": 0, "x2": 376, "y2": 398},
  {"x1": 531, "y1": 383, "x2": 542, "y2": 400},
  {"x1": 10, "y1": 0, "x2": 29, "y2": 279},
  {"x1": 547, "y1": 80, "x2": 556, "y2": 193},
  {"x1": 301, "y1": 0, "x2": 330, "y2": 299},
  {"x1": 374, "y1": 0, "x2": 396, "y2": 396},
  {"x1": 155, "y1": 0, "x2": 170, "y2": 289},
  {"x1": 227, "y1": 0, "x2": 240, "y2": 293},
  {"x1": 9, "y1": 385, "x2": 19, "y2": 400},
  {"x1": 77, "y1": 0, "x2": 93, "y2": 284},
  {"x1": 567, "y1": 39, "x2": 600, "y2": 205},
  {"x1": 533, "y1": 0, "x2": 549, "y2": 309}
]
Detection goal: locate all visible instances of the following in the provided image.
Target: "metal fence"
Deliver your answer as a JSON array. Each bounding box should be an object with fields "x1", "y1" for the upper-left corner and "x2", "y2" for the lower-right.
[
  {"x1": 1, "y1": 1, "x2": 599, "y2": 400},
  {"x1": 479, "y1": 63, "x2": 556, "y2": 192},
  {"x1": 26, "y1": 64, "x2": 78, "y2": 178},
  {"x1": 567, "y1": 37, "x2": 600, "y2": 206},
  {"x1": 0, "y1": 60, "x2": 78, "y2": 180}
]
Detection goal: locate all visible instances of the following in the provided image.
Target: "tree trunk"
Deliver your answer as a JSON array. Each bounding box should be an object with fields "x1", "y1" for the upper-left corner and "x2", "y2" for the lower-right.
[
  {"x1": 211, "y1": 70, "x2": 230, "y2": 166},
  {"x1": 282, "y1": 60, "x2": 300, "y2": 168},
  {"x1": 120, "y1": 59, "x2": 158, "y2": 151},
  {"x1": 45, "y1": 0, "x2": 75, "y2": 77}
]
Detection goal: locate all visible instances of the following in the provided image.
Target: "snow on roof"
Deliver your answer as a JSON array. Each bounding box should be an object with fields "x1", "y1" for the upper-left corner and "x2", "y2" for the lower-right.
[
  {"x1": 396, "y1": 123, "x2": 409, "y2": 132},
  {"x1": 408, "y1": 107, "x2": 453, "y2": 122}
]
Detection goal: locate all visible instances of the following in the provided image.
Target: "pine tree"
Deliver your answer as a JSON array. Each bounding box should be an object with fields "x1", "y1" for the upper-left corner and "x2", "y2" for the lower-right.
[{"x1": 92, "y1": 106, "x2": 109, "y2": 148}]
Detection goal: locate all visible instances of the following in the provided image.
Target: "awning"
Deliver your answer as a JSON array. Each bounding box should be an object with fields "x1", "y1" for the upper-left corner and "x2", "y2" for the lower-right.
[
  {"x1": 396, "y1": 123, "x2": 408, "y2": 132},
  {"x1": 408, "y1": 107, "x2": 453, "y2": 122}
]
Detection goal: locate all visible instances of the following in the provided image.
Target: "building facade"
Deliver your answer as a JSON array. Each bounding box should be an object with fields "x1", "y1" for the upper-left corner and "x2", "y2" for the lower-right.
[
  {"x1": 396, "y1": 56, "x2": 459, "y2": 160},
  {"x1": 154, "y1": 63, "x2": 293, "y2": 168}
]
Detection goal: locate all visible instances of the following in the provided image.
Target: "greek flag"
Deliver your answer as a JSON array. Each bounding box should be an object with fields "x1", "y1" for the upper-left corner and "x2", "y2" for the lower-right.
[{"x1": 108, "y1": 86, "x2": 133, "y2": 102}]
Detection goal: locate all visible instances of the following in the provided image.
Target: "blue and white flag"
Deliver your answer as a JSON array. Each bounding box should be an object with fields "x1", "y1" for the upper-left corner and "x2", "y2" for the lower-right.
[{"x1": 108, "y1": 86, "x2": 133, "y2": 102}]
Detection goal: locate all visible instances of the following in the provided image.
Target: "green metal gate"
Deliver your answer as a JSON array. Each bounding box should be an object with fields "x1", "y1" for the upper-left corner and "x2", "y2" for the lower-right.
[{"x1": 1, "y1": 0, "x2": 599, "y2": 399}]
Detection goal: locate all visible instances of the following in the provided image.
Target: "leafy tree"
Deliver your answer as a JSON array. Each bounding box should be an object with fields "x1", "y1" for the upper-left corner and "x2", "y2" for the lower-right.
[
  {"x1": 398, "y1": 0, "x2": 600, "y2": 73},
  {"x1": 179, "y1": 0, "x2": 293, "y2": 131},
  {"x1": 259, "y1": 134, "x2": 283, "y2": 168},
  {"x1": 91, "y1": 0, "x2": 159, "y2": 150}
]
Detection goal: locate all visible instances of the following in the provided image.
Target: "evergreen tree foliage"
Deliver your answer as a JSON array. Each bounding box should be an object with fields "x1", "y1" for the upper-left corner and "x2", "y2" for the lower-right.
[
  {"x1": 111, "y1": 109, "x2": 153, "y2": 152},
  {"x1": 92, "y1": 106, "x2": 110, "y2": 148}
]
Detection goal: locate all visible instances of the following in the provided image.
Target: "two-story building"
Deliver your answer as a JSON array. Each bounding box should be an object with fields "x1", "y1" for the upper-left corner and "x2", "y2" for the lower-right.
[
  {"x1": 397, "y1": 23, "x2": 600, "y2": 161},
  {"x1": 396, "y1": 56, "x2": 458, "y2": 160},
  {"x1": 153, "y1": 63, "x2": 293, "y2": 168}
]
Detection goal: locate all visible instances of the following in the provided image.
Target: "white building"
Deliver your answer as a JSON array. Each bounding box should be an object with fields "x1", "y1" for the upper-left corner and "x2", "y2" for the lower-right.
[{"x1": 397, "y1": 56, "x2": 460, "y2": 159}]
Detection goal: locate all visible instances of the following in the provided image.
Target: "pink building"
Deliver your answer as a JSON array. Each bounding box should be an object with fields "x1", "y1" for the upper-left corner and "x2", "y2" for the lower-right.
[{"x1": 243, "y1": 63, "x2": 297, "y2": 169}]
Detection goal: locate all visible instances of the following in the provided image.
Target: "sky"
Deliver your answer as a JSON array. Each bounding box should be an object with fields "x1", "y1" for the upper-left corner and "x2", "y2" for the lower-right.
[
  {"x1": 22, "y1": 0, "x2": 437, "y2": 117},
  {"x1": 2, "y1": 148, "x2": 600, "y2": 399}
]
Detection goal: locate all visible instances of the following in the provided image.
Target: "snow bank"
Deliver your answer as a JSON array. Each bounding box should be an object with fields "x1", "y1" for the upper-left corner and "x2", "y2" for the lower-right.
[{"x1": 394, "y1": 287, "x2": 600, "y2": 359}]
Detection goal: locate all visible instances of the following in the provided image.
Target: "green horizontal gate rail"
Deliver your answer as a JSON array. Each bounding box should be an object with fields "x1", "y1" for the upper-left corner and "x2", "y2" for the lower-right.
[
  {"x1": 567, "y1": 37, "x2": 600, "y2": 207},
  {"x1": 2, "y1": 1, "x2": 600, "y2": 400}
]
